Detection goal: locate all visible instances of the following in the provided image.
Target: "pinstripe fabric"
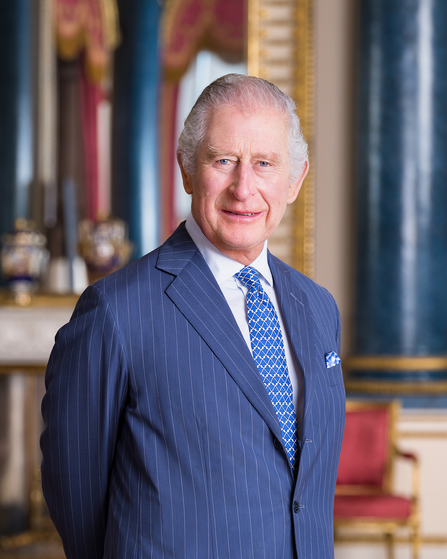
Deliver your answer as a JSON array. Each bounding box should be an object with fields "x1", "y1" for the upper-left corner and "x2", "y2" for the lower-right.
[{"x1": 41, "y1": 223, "x2": 346, "y2": 559}]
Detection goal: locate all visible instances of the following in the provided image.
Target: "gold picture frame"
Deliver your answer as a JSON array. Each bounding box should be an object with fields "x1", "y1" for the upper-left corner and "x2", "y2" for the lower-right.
[{"x1": 248, "y1": 0, "x2": 314, "y2": 275}]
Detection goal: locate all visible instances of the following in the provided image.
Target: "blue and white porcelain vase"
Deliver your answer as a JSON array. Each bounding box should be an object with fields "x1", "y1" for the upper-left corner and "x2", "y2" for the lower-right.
[
  {"x1": 78, "y1": 217, "x2": 133, "y2": 283},
  {"x1": 1, "y1": 219, "x2": 50, "y2": 305}
]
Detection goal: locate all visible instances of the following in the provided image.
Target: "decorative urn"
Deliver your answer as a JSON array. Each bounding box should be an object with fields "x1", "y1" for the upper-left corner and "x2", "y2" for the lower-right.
[
  {"x1": 1, "y1": 219, "x2": 50, "y2": 305},
  {"x1": 78, "y1": 217, "x2": 133, "y2": 283}
]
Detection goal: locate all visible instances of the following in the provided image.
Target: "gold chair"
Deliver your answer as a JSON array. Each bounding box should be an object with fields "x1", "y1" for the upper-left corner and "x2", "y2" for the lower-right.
[{"x1": 334, "y1": 400, "x2": 420, "y2": 559}]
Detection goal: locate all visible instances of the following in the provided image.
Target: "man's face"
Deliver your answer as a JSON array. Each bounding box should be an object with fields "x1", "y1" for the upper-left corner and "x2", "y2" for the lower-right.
[{"x1": 179, "y1": 104, "x2": 309, "y2": 265}]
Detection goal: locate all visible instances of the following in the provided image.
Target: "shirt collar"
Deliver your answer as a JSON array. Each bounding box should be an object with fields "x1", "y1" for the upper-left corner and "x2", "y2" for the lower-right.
[{"x1": 185, "y1": 214, "x2": 273, "y2": 286}]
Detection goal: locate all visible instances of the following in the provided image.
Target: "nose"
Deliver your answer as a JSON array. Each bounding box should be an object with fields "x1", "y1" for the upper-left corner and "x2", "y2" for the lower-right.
[{"x1": 229, "y1": 163, "x2": 255, "y2": 201}]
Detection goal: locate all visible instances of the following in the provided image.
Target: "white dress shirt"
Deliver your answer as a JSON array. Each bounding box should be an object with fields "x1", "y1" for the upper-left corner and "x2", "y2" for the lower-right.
[{"x1": 185, "y1": 214, "x2": 303, "y2": 434}]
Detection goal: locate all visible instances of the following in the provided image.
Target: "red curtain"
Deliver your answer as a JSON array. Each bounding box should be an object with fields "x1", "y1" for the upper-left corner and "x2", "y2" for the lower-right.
[
  {"x1": 163, "y1": 0, "x2": 245, "y2": 78},
  {"x1": 80, "y1": 67, "x2": 104, "y2": 220},
  {"x1": 54, "y1": 0, "x2": 119, "y2": 221},
  {"x1": 55, "y1": 0, "x2": 120, "y2": 83}
]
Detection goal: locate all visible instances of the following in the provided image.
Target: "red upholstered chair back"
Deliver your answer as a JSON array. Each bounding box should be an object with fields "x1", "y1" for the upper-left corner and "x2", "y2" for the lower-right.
[{"x1": 336, "y1": 402, "x2": 396, "y2": 490}]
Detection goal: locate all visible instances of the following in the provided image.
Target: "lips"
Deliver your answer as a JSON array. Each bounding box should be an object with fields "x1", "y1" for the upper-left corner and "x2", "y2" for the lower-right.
[{"x1": 224, "y1": 210, "x2": 261, "y2": 216}]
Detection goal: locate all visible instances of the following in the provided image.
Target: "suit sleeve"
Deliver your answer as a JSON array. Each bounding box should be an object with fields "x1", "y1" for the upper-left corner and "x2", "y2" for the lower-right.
[{"x1": 40, "y1": 285, "x2": 128, "y2": 559}]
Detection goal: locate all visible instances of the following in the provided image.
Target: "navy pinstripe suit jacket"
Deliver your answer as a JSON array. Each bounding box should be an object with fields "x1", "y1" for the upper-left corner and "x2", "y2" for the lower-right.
[{"x1": 41, "y1": 223, "x2": 345, "y2": 559}]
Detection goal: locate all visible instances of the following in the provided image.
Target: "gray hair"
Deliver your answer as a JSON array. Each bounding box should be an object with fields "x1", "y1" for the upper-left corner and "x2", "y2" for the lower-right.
[{"x1": 177, "y1": 73, "x2": 308, "y2": 183}]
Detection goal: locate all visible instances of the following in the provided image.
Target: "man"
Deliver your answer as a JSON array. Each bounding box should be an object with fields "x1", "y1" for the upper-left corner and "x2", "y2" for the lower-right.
[{"x1": 41, "y1": 74, "x2": 345, "y2": 559}]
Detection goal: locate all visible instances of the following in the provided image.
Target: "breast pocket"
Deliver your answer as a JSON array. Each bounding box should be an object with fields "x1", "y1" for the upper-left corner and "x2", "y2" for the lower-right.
[{"x1": 325, "y1": 363, "x2": 344, "y2": 387}]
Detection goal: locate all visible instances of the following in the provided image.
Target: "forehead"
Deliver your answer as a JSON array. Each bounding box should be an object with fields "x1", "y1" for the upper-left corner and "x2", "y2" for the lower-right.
[{"x1": 203, "y1": 104, "x2": 289, "y2": 150}]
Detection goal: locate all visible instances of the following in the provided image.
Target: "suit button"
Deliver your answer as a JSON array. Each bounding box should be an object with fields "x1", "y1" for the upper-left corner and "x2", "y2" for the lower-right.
[
  {"x1": 273, "y1": 438, "x2": 282, "y2": 450},
  {"x1": 293, "y1": 501, "x2": 300, "y2": 514}
]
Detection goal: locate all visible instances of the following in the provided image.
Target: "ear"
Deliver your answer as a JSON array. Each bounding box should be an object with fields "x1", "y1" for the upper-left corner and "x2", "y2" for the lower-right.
[
  {"x1": 177, "y1": 153, "x2": 194, "y2": 195},
  {"x1": 287, "y1": 160, "x2": 309, "y2": 204}
]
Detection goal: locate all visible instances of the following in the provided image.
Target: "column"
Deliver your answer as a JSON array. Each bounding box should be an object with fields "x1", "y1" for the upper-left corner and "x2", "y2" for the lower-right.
[
  {"x1": 112, "y1": 0, "x2": 161, "y2": 259},
  {"x1": 345, "y1": 0, "x2": 447, "y2": 407},
  {"x1": 0, "y1": 0, "x2": 34, "y2": 236}
]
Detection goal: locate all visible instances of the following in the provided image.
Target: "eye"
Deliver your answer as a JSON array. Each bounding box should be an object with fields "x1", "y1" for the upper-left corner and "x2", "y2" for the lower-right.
[
  {"x1": 259, "y1": 161, "x2": 270, "y2": 167},
  {"x1": 218, "y1": 159, "x2": 230, "y2": 165}
]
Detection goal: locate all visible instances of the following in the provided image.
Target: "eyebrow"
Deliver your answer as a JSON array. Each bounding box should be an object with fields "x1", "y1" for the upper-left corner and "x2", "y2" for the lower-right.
[{"x1": 205, "y1": 143, "x2": 283, "y2": 162}]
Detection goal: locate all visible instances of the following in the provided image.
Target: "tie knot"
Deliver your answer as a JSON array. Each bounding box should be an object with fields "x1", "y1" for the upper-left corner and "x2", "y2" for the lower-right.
[{"x1": 236, "y1": 266, "x2": 262, "y2": 292}]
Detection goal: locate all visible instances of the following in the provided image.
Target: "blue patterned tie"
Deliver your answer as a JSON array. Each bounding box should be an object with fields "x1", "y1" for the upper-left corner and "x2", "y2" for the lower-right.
[{"x1": 236, "y1": 266, "x2": 297, "y2": 470}]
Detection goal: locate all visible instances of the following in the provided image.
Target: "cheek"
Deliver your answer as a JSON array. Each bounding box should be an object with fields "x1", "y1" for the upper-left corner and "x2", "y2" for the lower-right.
[
  {"x1": 196, "y1": 175, "x2": 222, "y2": 199},
  {"x1": 265, "y1": 192, "x2": 290, "y2": 222},
  {"x1": 265, "y1": 189, "x2": 286, "y2": 208},
  {"x1": 192, "y1": 189, "x2": 219, "y2": 221}
]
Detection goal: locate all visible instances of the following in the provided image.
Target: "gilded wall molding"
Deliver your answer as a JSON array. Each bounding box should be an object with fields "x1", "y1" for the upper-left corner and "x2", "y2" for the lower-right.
[
  {"x1": 344, "y1": 380, "x2": 447, "y2": 394},
  {"x1": 247, "y1": 0, "x2": 315, "y2": 274},
  {"x1": 344, "y1": 355, "x2": 447, "y2": 371}
]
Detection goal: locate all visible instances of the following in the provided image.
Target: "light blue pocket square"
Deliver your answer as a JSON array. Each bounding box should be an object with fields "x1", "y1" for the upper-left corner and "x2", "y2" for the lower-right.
[{"x1": 325, "y1": 351, "x2": 341, "y2": 368}]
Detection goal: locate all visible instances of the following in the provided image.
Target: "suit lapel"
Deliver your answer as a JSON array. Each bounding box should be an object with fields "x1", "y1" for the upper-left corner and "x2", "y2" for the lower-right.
[
  {"x1": 156, "y1": 225, "x2": 283, "y2": 443},
  {"x1": 268, "y1": 254, "x2": 317, "y2": 420}
]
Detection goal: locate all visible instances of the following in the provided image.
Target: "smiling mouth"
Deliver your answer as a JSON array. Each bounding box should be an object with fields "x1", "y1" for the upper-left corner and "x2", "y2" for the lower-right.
[{"x1": 225, "y1": 210, "x2": 260, "y2": 216}]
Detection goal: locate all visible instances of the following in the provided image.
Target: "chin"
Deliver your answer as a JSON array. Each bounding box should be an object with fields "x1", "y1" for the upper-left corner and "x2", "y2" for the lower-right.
[{"x1": 221, "y1": 237, "x2": 263, "y2": 253}]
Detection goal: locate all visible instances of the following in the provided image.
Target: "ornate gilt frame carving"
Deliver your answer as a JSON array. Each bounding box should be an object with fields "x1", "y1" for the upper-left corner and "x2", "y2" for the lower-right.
[{"x1": 247, "y1": 0, "x2": 314, "y2": 275}]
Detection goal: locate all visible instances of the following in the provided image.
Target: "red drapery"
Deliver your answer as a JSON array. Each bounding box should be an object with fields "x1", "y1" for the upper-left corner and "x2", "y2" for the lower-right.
[
  {"x1": 54, "y1": 0, "x2": 119, "y2": 221},
  {"x1": 162, "y1": 0, "x2": 245, "y2": 78},
  {"x1": 55, "y1": 0, "x2": 120, "y2": 83},
  {"x1": 79, "y1": 66, "x2": 103, "y2": 221}
]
